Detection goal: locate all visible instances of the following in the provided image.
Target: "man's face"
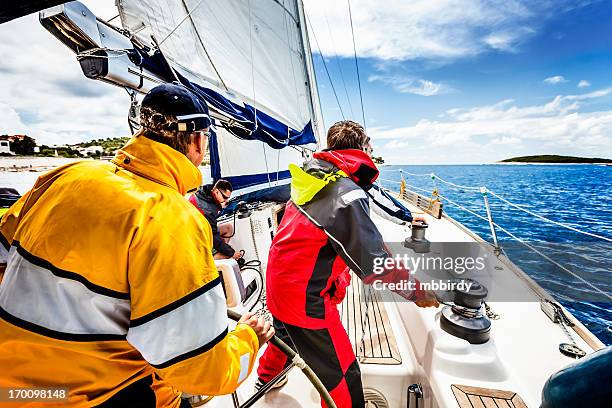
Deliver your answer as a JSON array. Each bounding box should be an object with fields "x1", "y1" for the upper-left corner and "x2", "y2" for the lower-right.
[
  {"x1": 186, "y1": 128, "x2": 210, "y2": 167},
  {"x1": 363, "y1": 138, "x2": 373, "y2": 158},
  {"x1": 213, "y1": 188, "x2": 231, "y2": 208}
]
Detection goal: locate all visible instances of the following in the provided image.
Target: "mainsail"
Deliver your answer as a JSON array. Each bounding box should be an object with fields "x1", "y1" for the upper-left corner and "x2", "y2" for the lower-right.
[{"x1": 116, "y1": 0, "x2": 324, "y2": 193}]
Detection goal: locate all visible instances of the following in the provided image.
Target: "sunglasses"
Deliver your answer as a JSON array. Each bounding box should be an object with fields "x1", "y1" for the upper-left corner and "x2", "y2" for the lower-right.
[{"x1": 217, "y1": 190, "x2": 231, "y2": 201}]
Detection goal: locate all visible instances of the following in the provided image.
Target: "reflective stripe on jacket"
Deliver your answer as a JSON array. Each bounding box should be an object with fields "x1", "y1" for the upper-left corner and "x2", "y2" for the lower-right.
[{"x1": 0, "y1": 135, "x2": 258, "y2": 407}]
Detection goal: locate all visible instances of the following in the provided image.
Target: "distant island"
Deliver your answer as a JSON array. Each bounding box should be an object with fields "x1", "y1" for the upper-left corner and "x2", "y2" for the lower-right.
[{"x1": 501, "y1": 155, "x2": 612, "y2": 164}]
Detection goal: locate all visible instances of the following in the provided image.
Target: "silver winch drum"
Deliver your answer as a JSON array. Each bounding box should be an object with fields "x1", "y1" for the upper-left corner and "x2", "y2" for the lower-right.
[
  {"x1": 403, "y1": 222, "x2": 430, "y2": 253},
  {"x1": 440, "y1": 279, "x2": 491, "y2": 344}
]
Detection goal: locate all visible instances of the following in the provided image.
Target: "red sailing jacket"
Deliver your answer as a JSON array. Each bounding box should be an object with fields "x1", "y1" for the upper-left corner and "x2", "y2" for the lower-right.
[{"x1": 266, "y1": 149, "x2": 414, "y2": 329}]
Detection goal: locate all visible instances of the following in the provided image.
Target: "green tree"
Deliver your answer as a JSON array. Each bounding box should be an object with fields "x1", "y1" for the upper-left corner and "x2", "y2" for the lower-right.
[{"x1": 10, "y1": 136, "x2": 36, "y2": 155}]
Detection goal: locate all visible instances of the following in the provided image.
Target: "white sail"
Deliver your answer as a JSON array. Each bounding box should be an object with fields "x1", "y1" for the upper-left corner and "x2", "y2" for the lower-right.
[{"x1": 116, "y1": 0, "x2": 323, "y2": 193}]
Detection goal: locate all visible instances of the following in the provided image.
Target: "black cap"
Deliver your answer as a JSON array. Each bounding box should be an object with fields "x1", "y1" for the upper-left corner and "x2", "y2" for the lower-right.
[{"x1": 140, "y1": 83, "x2": 211, "y2": 132}]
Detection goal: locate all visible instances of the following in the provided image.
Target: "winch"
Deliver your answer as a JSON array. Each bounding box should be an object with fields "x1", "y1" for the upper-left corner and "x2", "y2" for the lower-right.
[
  {"x1": 403, "y1": 220, "x2": 430, "y2": 253},
  {"x1": 440, "y1": 278, "x2": 491, "y2": 344}
]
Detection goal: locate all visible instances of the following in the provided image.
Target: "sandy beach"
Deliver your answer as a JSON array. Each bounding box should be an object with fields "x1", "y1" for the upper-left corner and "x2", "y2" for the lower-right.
[
  {"x1": 0, "y1": 157, "x2": 212, "y2": 195},
  {"x1": 0, "y1": 156, "x2": 83, "y2": 172}
]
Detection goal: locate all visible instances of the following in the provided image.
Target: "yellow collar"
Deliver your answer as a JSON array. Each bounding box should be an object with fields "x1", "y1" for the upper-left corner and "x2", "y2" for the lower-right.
[{"x1": 113, "y1": 135, "x2": 202, "y2": 195}]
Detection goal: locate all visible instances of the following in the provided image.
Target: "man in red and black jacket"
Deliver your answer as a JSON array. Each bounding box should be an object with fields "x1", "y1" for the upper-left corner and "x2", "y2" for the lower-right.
[{"x1": 257, "y1": 120, "x2": 438, "y2": 407}]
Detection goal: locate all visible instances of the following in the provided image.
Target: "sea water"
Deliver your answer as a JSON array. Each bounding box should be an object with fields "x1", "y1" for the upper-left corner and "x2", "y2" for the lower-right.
[
  {"x1": 380, "y1": 164, "x2": 611, "y2": 345},
  {"x1": 1, "y1": 162, "x2": 610, "y2": 345}
]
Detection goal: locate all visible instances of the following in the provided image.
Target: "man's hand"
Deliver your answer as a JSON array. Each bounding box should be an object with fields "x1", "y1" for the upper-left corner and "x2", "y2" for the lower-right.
[
  {"x1": 414, "y1": 289, "x2": 439, "y2": 308},
  {"x1": 232, "y1": 250, "x2": 243, "y2": 260},
  {"x1": 412, "y1": 216, "x2": 427, "y2": 226},
  {"x1": 238, "y1": 312, "x2": 274, "y2": 348}
]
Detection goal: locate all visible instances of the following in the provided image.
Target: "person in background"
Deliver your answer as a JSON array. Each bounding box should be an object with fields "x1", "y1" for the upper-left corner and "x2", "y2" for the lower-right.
[
  {"x1": 256, "y1": 120, "x2": 438, "y2": 407},
  {"x1": 0, "y1": 83, "x2": 273, "y2": 407},
  {"x1": 190, "y1": 179, "x2": 243, "y2": 260}
]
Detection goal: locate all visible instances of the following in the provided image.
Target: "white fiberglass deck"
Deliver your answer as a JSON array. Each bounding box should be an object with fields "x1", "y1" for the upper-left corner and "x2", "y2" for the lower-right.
[{"x1": 208, "y1": 198, "x2": 600, "y2": 408}]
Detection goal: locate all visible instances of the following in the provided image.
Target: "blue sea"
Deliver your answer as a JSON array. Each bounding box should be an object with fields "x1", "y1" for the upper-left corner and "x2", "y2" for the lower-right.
[
  {"x1": 378, "y1": 164, "x2": 612, "y2": 345},
  {"x1": 1, "y1": 163, "x2": 611, "y2": 345}
]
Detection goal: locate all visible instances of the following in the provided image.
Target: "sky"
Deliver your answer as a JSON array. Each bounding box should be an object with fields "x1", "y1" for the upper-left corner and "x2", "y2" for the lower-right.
[{"x1": 1, "y1": 0, "x2": 612, "y2": 164}]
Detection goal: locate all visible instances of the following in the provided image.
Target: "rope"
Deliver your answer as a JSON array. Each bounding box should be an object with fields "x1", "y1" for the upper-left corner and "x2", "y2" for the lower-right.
[
  {"x1": 379, "y1": 168, "x2": 428, "y2": 177},
  {"x1": 432, "y1": 174, "x2": 482, "y2": 191},
  {"x1": 305, "y1": 13, "x2": 345, "y2": 119},
  {"x1": 401, "y1": 170, "x2": 431, "y2": 177},
  {"x1": 488, "y1": 190, "x2": 612, "y2": 242},
  {"x1": 292, "y1": 354, "x2": 306, "y2": 369},
  {"x1": 435, "y1": 192, "x2": 612, "y2": 301},
  {"x1": 226, "y1": 309, "x2": 337, "y2": 408},
  {"x1": 179, "y1": 0, "x2": 229, "y2": 91},
  {"x1": 76, "y1": 48, "x2": 129, "y2": 60},
  {"x1": 157, "y1": 0, "x2": 206, "y2": 46},
  {"x1": 378, "y1": 177, "x2": 402, "y2": 185},
  {"x1": 406, "y1": 183, "x2": 433, "y2": 195},
  {"x1": 347, "y1": 0, "x2": 366, "y2": 128}
]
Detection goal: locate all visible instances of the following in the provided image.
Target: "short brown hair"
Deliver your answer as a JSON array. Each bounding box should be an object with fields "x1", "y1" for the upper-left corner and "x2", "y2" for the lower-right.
[
  {"x1": 139, "y1": 106, "x2": 194, "y2": 155},
  {"x1": 326, "y1": 120, "x2": 368, "y2": 150},
  {"x1": 213, "y1": 179, "x2": 233, "y2": 192}
]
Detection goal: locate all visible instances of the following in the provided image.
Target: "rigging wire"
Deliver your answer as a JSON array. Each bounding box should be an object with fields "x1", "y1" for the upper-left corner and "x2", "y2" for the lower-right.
[
  {"x1": 305, "y1": 13, "x2": 346, "y2": 119},
  {"x1": 432, "y1": 174, "x2": 482, "y2": 192},
  {"x1": 436, "y1": 192, "x2": 612, "y2": 301},
  {"x1": 383, "y1": 170, "x2": 612, "y2": 241},
  {"x1": 379, "y1": 168, "x2": 430, "y2": 177},
  {"x1": 346, "y1": 0, "x2": 366, "y2": 129},
  {"x1": 153, "y1": 0, "x2": 228, "y2": 90},
  {"x1": 179, "y1": 0, "x2": 229, "y2": 91},
  {"x1": 380, "y1": 177, "x2": 612, "y2": 299},
  {"x1": 323, "y1": 12, "x2": 354, "y2": 117},
  {"x1": 157, "y1": 0, "x2": 206, "y2": 46},
  {"x1": 488, "y1": 190, "x2": 612, "y2": 242}
]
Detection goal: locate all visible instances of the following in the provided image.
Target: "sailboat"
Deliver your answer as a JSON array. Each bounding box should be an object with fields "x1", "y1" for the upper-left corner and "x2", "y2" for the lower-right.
[{"x1": 2, "y1": 1, "x2": 609, "y2": 407}]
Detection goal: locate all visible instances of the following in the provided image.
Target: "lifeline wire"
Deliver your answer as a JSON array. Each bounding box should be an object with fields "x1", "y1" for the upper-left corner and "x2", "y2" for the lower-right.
[{"x1": 305, "y1": 13, "x2": 345, "y2": 119}]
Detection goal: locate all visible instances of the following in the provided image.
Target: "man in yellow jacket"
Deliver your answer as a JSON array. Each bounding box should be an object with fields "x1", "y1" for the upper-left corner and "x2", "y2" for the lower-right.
[{"x1": 0, "y1": 83, "x2": 273, "y2": 407}]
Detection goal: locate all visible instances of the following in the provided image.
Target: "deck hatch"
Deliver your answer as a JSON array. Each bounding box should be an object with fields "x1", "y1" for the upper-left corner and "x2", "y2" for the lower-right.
[{"x1": 451, "y1": 384, "x2": 528, "y2": 408}]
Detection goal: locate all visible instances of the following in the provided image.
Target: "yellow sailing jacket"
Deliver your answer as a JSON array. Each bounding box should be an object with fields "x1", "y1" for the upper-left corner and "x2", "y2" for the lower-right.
[{"x1": 0, "y1": 135, "x2": 259, "y2": 407}]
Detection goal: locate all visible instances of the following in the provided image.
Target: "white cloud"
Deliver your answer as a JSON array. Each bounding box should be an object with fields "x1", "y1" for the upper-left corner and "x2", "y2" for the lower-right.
[
  {"x1": 0, "y1": 1, "x2": 130, "y2": 146},
  {"x1": 578, "y1": 80, "x2": 591, "y2": 88},
  {"x1": 304, "y1": 0, "x2": 571, "y2": 62},
  {"x1": 483, "y1": 27, "x2": 535, "y2": 52},
  {"x1": 370, "y1": 88, "x2": 612, "y2": 163},
  {"x1": 0, "y1": 103, "x2": 29, "y2": 135},
  {"x1": 492, "y1": 136, "x2": 521, "y2": 145},
  {"x1": 543, "y1": 75, "x2": 568, "y2": 85},
  {"x1": 368, "y1": 75, "x2": 451, "y2": 96}
]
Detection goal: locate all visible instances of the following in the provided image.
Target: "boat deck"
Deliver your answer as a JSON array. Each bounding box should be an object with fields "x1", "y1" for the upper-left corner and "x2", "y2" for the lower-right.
[
  {"x1": 207, "y1": 192, "x2": 602, "y2": 408},
  {"x1": 340, "y1": 274, "x2": 401, "y2": 365}
]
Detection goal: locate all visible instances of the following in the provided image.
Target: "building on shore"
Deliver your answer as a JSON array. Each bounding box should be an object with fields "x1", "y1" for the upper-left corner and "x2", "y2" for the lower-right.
[{"x1": 0, "y1": 134, "x2": 37, "y2": 155}]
